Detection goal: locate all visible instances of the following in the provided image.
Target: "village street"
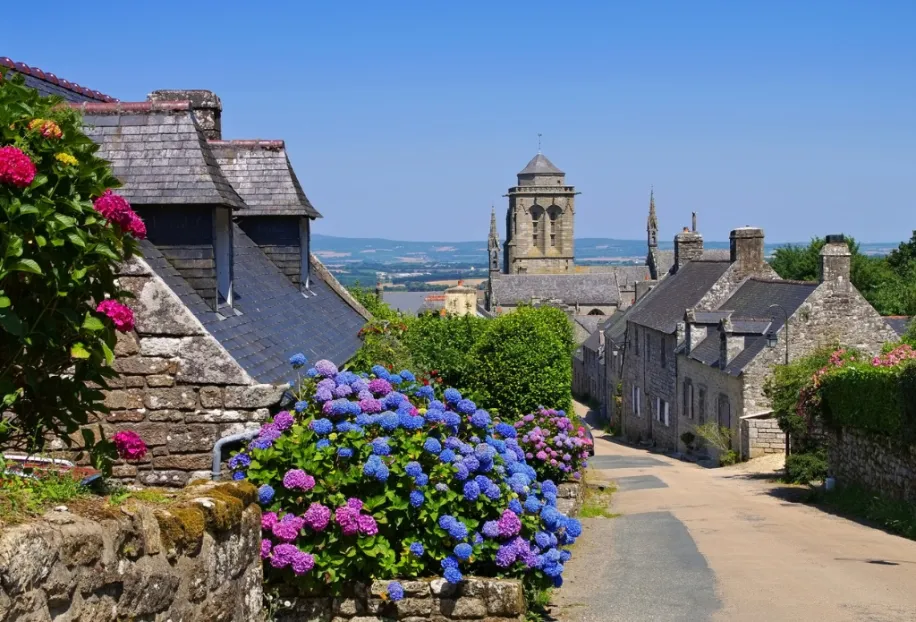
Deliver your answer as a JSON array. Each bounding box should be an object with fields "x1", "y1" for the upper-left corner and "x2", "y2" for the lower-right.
[{"x1": 552, "y1": 403, "x2": 916, "y2": 622}]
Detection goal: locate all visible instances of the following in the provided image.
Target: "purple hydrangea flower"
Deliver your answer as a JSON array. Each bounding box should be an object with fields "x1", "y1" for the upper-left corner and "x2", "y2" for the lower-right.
[
  {"x1": 260, "y1": 538, "x2": 272, "y2": 559},
  {"x1": 283, "y1": 469, "x2": 316, "y2": 491},
  {"x1": 291, "y1": 550, "x2": 315, "y2": 575},
  {"x1": 495, "y1": 543, "x2": 517, "y2": 567},
  {"x1": 359, "y1": 398, "x2": 383, "y2": 414},
  {"x1": 269, "y1": 543, "x2": 299, "y2": 569},
  {"x1": 273, "y1": 411, "x2": 294, "y2": 431},
  {"x1": 497, "y1": 509, "x2": 522, "y2": 538},
  {"x1": 357, "y1": 514, "x2": 378, "y2": 536},
  {"x1": 315, "y1": 359, "x2": 338, "y2": 377},
  {"x1": 334, "y1": 384, "x2": 354, "y2": 398},
  {"x1": 314, "y1": 387, "x2": 333, "y2": 402},
  {"x1": 368, "y1": 378, "x2": 393, "y2": 396},
  {"x1": 303, "y1": 502, "x2": 331, "y2": 532}
]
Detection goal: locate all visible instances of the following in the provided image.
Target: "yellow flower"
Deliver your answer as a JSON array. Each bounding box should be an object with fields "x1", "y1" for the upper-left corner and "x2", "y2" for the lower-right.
[
  {"x1": 55, "y1": 152, "x2": 78, "y2": 166},
  {"x1": 329, "y1": 432, "x2": 339, "y2": 441},
  {"x1": 28, "y1": 118, "x2": 63, "y2": 139}
]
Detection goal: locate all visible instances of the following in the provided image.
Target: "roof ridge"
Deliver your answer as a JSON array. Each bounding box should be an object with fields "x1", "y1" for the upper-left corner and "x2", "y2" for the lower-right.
[
  {"x1": 208, "y1": 139, "x2": 285, "y2": 149},
  {"x1": 749, "y1": 277, "x2": 818, "y2": 286},
  {"x1": 69, "y1": 100, "x2": 190, "y2": 113},
  {"x1": 1, "y1": 57, "x2": 117, "y2": 102}
]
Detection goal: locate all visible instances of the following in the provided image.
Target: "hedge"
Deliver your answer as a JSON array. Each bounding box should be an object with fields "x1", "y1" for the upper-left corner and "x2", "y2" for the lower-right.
[{"x1": 819, "y1": 361, "x2": 915, "y2": 441}]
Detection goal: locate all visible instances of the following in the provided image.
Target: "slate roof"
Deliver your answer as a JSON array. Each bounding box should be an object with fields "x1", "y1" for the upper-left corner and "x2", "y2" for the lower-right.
[
  {"x1": 491, "y1": 272, "x2": 622, "y2": 306},
  {"x1": 518, "y1": 153, "x2": 563, "y2": 176},
  {"x1": 1, "y1": 57, "x2": 116, "y2": 102},
  {"x1": 651, "y1": 249, "x2": 674, "y2": 277},
  {"x1": 574, "y1": 315, "x2": 604, "y2": 335},
  {"x1": 689, "y1": 278, "x2": 818, "y2": 374},
  {"x1": 209, "y1": 140, "x2": 321, "y2": 218},
  {"x1": 627, "y1": 261, "x2": 732, "y2": 334},
  {"x1": 139, "y1": 225, "x2": 366, "y2": 383},
  {"x1": 583, "y1": 329, "x2": 602, "y2": 353},
  {"x1": 77, "y1": 102, "x2": 245, "y2": 208},
  {"x1": 885, "y1": 316, "x2": 913, "y2": 337}
]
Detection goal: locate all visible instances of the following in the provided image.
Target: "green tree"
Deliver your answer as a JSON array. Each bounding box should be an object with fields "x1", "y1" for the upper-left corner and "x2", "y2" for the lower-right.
[
  {"x1": 886, "y1": 231, "x2": 916, "y2": 272},
  {"x1": 401, "y1": 313, "x2": 487, "y2": 391},
  {"x1": 348, "y1": 281, "x2": 400, "y2": 321},
  {"x1": 469, "y1": 306, "x2": 574, "y2": 417},
  {"x1": 0, "y1": 72, "x2": 141, "y2": 451}
]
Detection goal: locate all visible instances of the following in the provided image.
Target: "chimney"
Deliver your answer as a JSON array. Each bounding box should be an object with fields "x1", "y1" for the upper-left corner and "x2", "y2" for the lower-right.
[
  {"x1": 729, "y1": 227, "x2": 765, "y2": 273},
  {"x1": 819, "y1": 234, "x2": 852, "y2": 286},
  {"x1": 718, "y1": 316, "x2": 743, "y2": 369},
  {"x1": 684, "y1": 309, "x2": 707, "y2": 354},
  {"x1": 147, "y1": 90, "x2": 222, "y2": 139},
  {"x1": 673, "y1": 227, "x2": 704, "y2": 272}
]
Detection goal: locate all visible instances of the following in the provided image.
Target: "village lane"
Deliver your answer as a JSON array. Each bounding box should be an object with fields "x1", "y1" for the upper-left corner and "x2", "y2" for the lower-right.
[{"x1": 552, "y1": 403, "x2": 916, "y2": 622}]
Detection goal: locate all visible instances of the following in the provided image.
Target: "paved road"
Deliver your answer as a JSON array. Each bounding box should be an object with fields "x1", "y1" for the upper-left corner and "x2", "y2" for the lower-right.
[{"x1": 553, "y1": 403, "x2": 916, "y2": 622}]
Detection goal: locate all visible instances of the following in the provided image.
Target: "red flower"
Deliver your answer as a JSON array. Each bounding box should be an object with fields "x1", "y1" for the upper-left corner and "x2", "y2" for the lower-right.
[
  {"x1": 113, "y1": 430, "x2": 147, "y2": 461},
  {"x1": 96, "y1": 299, "x2": 135, "y2": 333},
  {"x1": 0, "y1": 146, "x2": 37, "y2": 188},
  {"x1": 93, "y1": 190, "x2": 146, "y2": 239}
]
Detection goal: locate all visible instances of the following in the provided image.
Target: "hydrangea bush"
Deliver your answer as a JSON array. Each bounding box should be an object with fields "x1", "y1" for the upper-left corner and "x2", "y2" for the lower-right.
[
  {"x1": 232, "y1": 356, "x2": 581, "y2": 596},
  {"x1": 515, "y1": 408, "x2": 592, "y2": 483},
  {"x1": 0, "y1": 70, "x2": 143, "y2": 452}
]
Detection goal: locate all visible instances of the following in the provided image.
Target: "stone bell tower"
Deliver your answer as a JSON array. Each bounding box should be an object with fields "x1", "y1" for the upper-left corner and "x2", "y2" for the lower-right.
[{"x1": 503, "y1": 152, "x2": 578, "y2": 274}]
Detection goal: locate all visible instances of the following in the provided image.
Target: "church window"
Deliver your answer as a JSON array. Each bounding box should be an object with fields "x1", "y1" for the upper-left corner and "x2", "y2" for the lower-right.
[
  {"x1": 530, "y1": 205, "x2": 544, "y2": 248},
  {"x1": 548, "y1": 205, "x2": 561, "y2": 248}
]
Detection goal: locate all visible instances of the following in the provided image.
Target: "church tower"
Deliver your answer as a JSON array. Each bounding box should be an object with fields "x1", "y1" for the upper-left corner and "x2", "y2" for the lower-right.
[
  {"x1": 647, "y1": 187, "x2": 658, "y2": 250},
  {"x1": 488, "y1": 206, "x2": 501, "y2": 277},
  {"x1": 503, "y1": 153, "x2": 578, "y2": 274}
]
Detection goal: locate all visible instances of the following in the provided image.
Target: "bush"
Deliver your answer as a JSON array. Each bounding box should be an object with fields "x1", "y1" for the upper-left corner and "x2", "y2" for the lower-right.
[
  {"x1": 514, "y1": 408, "x2": 592, "y2": 483},
  {"x1": 679, "y1": 431, "x2": 696, "y2": 449},
  {"x1": 784, "y1": 448, "x2": 828, "y2": 484},
  {"x1": 718, "y1": 450, "x2": 739, "y2": 467},
  {"x1": 0, "y1": 71, "x2": 143, "y2": 452},
  {"x1": 233, "y1": 357, "x2": 580, "y2": 594},
  {"x1": 692, "y1": 422, "x2": 731, "y2": 452},
  {"x1": 470, "y1": 306, "x2": 574, "y2": 417},
  {"x1": 346, "y1": 319, "x2": 414, "y2": 374},
  {"x1": 402, "y1": 313, "x2": 488, "y2": 391}
]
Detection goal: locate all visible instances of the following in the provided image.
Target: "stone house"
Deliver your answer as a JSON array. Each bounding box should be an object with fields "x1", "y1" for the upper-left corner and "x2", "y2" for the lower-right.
[
  {"x1": 678, "y1": 236, "x2": 898, "y2": 459},
  {"x1": 7, "y1": 59, "x2": 369, "y2": 485},
  {"x1": 619, "y1": 227, "x2": 778, "y2": 449}
]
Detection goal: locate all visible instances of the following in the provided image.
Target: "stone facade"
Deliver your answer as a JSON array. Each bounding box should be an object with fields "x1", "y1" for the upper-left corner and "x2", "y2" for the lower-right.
[
  {"x1": 276, "y1": 577, "x2": 526, "y2": 622},
  {"x1": 0, "y1": 482, "x2": 262, "y2": 621},
  {"x1": 621, "y1": 326, "x2": 679, "y2": 446},
  {"x1": 828, "y1": 427, "x2": 916, "y2": 503},
  {"x1": 740, "y1": 416, "x2": 786, "y2": 459},
  {"x1": 70, "y1": 257, "x2": 285, "y2": 487}
]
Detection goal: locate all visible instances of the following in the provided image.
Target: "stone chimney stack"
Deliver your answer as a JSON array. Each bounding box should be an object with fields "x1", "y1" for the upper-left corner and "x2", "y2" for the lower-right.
[
  {"x1": 674, "y1": 227, "x2": 704, "y2": 273},
  {"x1": 729, "y1": 227, "x2": 765, "y2": 273},
  {"x1": 148, "y1": 90, "x2": 222, "y2": 140},
  {"x1": 819, "y1": 234, "x2": 852, "y2": 286},
  {"x1": 718, "y1": 316, "x2": 743, "y2": 369},
  {"x1": 684, "y1": 309, "x2": 707, "y2": 354}
]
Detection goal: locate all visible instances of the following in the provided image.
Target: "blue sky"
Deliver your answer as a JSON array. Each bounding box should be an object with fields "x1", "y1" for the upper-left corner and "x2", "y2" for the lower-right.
[{"x1": 5, "y1": 1, "x2": 914, "y2": 243}]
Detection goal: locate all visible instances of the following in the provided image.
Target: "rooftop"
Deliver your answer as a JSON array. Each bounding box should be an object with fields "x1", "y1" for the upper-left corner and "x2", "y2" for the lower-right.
[
  {"x1": 518, "y1": 153, "x2": 564, "y2": 176},
  {"x1": 1, "y1": 57, "x2": 117, "y2": 102},
  {"x1": 627, "y1": 261, "x2": 732, "y2": 333}
]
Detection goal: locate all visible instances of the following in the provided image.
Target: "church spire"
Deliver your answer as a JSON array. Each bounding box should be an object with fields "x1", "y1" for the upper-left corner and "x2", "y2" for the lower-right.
[
  {"x1": 489, "y1": 205, "x2": 499, "y2": 242},
  {"x1": 488, "y1": 205, "x2": 501, "y2": 276},
  {"x1": 647, "y1": 187, "x2": 658, "y2": 248}
]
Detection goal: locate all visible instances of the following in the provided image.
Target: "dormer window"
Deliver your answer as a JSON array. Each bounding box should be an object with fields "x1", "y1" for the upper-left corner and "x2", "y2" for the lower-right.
[
  {"x1": 214, "y1": 208, "x2": 234, "y2": 307},
  {"x1": 300, "y1": 217, "x2": 311, "y2": 291}
]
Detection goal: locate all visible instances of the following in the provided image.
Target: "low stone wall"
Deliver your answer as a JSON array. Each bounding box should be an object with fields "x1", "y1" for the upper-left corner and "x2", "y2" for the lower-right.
[
  {"x1": 556, "y1": 480, "x2": 583, "y2": 516},
  {"x1": 740, "y1": 416, "x2": 786, "y2": 459},
  {"x1": 276, "y1": 577, "x2": 525, "y2": 622},
  {"x1": 0, "y1": 482, "x2": 262, "y2": 621},
  {"x1": 828, "y1": 427, "x2": 916, "y2": 503}
]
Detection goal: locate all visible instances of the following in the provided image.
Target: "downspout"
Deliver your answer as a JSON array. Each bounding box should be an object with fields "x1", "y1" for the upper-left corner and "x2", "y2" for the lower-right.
[{"x1": 211, "y1": 429, "x2": 260, "y2": 480}]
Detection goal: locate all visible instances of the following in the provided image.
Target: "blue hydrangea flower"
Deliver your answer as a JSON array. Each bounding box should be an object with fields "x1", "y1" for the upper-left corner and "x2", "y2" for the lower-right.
[
  {"x1": 305, "y1": 367, "x2": 319, "y2": 377},
  {"x1": 494, "y1": 422, "x2": 517, "y2": 438},
  {"x1": 457, "y1": 399, "x2": 477, "y2": 415},
  {"x1": 565, "y1": 518, "x2": 583, "y2": 538},
  {"x1": 410, "y1": 489, "x2": 425, "y2": 507},
  {"x1": 415, "y1": 385, "x2": 435, "y2": 400},
  {"x1": 409, "y1": 541, "x2": 425, "y2": 557},
  {"x1": 336, "y1": 421, "x2": 353, "y2": 433},
  {"x1": 508, "y1": 473, "x2": 530, "y2": 494},
  {"x1": 474, "y1": 475, "x2": 493, "y2": 490},
  {"x1": 379, "y1": 412, "x2": 399, "y2": 432},
  {"x1": 443, "y1": 412, "x2": 461, "y2": 427},
  {"x1": 473, "y1": 531, "x2": 484, "y2": 545},
  {"x1": 355, "y1": 413, "x2": 371, "y2": 426},
  {"x1": 232, "y1": 470, "x2": 245, "y2": 480},
  {"x1": 436, "y1": 483, "x2": 449, "y2": 493},
  {"x1": 560, "y1": 550, "x2": 572, "y2": 563},
  {"x1": 440, "y1": 555, "x2": 459, "y2": 570},
  {"x1": 454, "y1": 543, "x2": 473, "y2": 560},
  {"x1": 257, "y1": 484, "x2": 274, "y2": 505},
  {"x1": 371, "y1": 365, "x2": 390, "y2": 379},
  {"x1": 475, "y1": 444, "x2": 496, "y2": 460},
  {"x1": 535, "y1": 532, "x2": 551, "y2": 549},
  {"x1": 289, "y1": 353, "x2": 307, "y2": 368},
  {"x1": 228, "y1": 453, "x2": 251, "y2": 469},
  {"x1": 463, "y1": 481, "x2": 480, "y2": 501},
  {"x1": 249, "y1": 438, "x2": 273, "y2": 451},
  {"x1": 444, "y1": 567, "x2": 463, "y2": 584},
  {"x1": 423, "y1": 438, "x2": 442, "y2": 454},
  {"x1": 524, "y1": 496, "x2": 542, "y2": 513},
  {"x1": 439, "y1": 449, "x2": 456, "y2": 463},
  {"x1": 387, "y1": 581, "x2": 404, "y2": 602},
  {"x1": 543, "y1": 492, "x2": 558, "y2": 506},
  {"x1": 482, "y1": 520, "x2": 499, "y2": 538},
  {"x1": 371, "y1": 438, "x2": 391, "y2": 456},
  {"x1": 444, "y1": 436, "x2": 462, "y2": 450},
  {"x1": 508, "y1": 499, "x2": 523, "y2": 515},
  {"x1": 424, "y1": 409, "x2": 444, "y2": 424},
  {"x1": 294, "y1": 400, "x2": 309, "y2": 413},
  {"x1": 404, "y1": 461, "x2": 422, "y2": 477},
  {"x1": 483, "y1": 485, "x2": 501, "y2": 501},
  {"x1": 316, "y1": 439, "x2": 331, "y2": 450},
  {"x1": 311, "y1": 418, "x2": 333, "y2": 435},
  {"x1": 439, "y1": 515, "x2": 456, "y2": 530},
  {"x1": 443, "y1": 388, "x2": 462, "y2": 404},
  {"x1": 399, "y1": 370, "x2": 416, "y2": 382},
  {"x1": 447, "y1": 520, "x2": 468, "y2": 540},
  {"x1": 540, "y1": 506, "x2": 564, "y2": 531},
  {"x1": 415, "y1": 473, "x2": 429, "y2": 487},
  {"x1": 428, "y1": 399, "x2": 446, "y2": 411},
  {"x1": 399, "y1": 413, "x2": 425, "y2": 431},
  {"x1": 338, "y1": 447, "x2": 353, "y2": 458},
  {"x1": 486, "y1": 436, "x2": 506, "y2": 453},
  {"x1": 541, "y1": 480, "x2": 558, "y2": 496},
  {"x1": 454, "y1": 464, "x2": 470, "y2": 481},
  {"x1": 389, "y1": 374, "x2": 404, "y2": 385}
]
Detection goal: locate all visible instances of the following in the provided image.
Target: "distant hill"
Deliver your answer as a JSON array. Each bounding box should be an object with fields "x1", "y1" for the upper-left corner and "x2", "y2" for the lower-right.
[{"x1": 312, "y1": 233, "x2": 895, "y2": 267}]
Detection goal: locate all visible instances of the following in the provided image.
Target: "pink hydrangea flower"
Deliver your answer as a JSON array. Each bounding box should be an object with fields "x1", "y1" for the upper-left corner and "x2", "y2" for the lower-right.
[
  {"x1": 260, "y1": 539, "x2": 273, "y2": 559},
  {"x1": 357, "y1": 514, "x2": 378, "y2": 536},
  {"x1": 96, "y1": 299, "x2": 135, "y2": 333},
  {"x1": 303, "y1": 502, "x2": 331, "y2": 532},
  {"x1": 93, "y1": 190, "x2": 132, "y2": 225},
  {"x1": 261, "y1": 512, "x2": 279, "y2": 531},
  {"x1": 112, "y1": 430, "x2": 147, "y2": 461},
  {"x1": 0, "y1": 146, "x2": 36, "y2": 188},
  {"x1": 291, "y1": 550, "x2": 315, "y2": 575},
  {"x1": 125, "y1": 211, "x2": 147, "y2": 239},
  {"x1": 282, "y1": 468, "x2": 316, "y2": 491}
]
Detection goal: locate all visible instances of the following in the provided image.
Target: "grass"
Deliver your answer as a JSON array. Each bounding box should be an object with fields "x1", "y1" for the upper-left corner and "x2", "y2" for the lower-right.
[
  {"x1": 107, "y1": 487, "x2": 171, "y2": 507},
  {"x1": 809, "y1": 483, "x2": 916, "y2": 541},
  {"x1": 0, "y1": 471, "x2": 90, "y2": 526},
  {"x1": 578, "y1": 483, "x2": 619, "y2": 519}
]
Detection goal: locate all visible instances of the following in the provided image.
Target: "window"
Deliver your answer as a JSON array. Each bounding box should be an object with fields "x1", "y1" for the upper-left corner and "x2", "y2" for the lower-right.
[
  {"x1": 299, "y1": 217, "x2": 311, "y2": 291},
  {"x1": 717, "y1": 393, "x2": 731, "y2": 429},
  {"x1": 214, "y1": 208, "x2": 233, "y2": 307},
  {"x1": 531, "y1": 205, "x2": 544, "y2": 248},
  {"x1": 697, "y1": 387, "x2": 707, "y2": 423},
  {"x1": 655, "y1": 398, "x2": 670, "y2": 427},
  {"x1": 548, "y1": 206, "x2": 561, "y2": 248},
  {"x1": 683, "y1": 380, "x2": 695, "y2": 419},
  {"x1": 632, "y1": 386, "x2": 641, "y2": 417}
]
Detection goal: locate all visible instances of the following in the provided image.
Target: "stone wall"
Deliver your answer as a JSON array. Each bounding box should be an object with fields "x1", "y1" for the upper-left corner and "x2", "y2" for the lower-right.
[
  {"x1": 69, "y1": 257, "x2": 286, "y2": 487},
  {"x1": 740, "y1": 416, "x2": 786, "y2": 459},
  {"x1": 276, "y1": 577, "x2": 526, "y2": 622},
  {"x1": 828, "y1": 427, "x2": 916, "y2": 503},
  {"x1": 0, "y1": 482, "x2": 262, "y2": 621},
  {"x1": 556, "y1": 480, "x2": 584, "y2": 517}
]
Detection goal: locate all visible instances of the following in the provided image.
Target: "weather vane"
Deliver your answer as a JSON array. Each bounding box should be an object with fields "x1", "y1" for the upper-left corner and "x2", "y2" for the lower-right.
[{"x1": 537, "y1": 133, "x2": 542, "y2": 153}]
